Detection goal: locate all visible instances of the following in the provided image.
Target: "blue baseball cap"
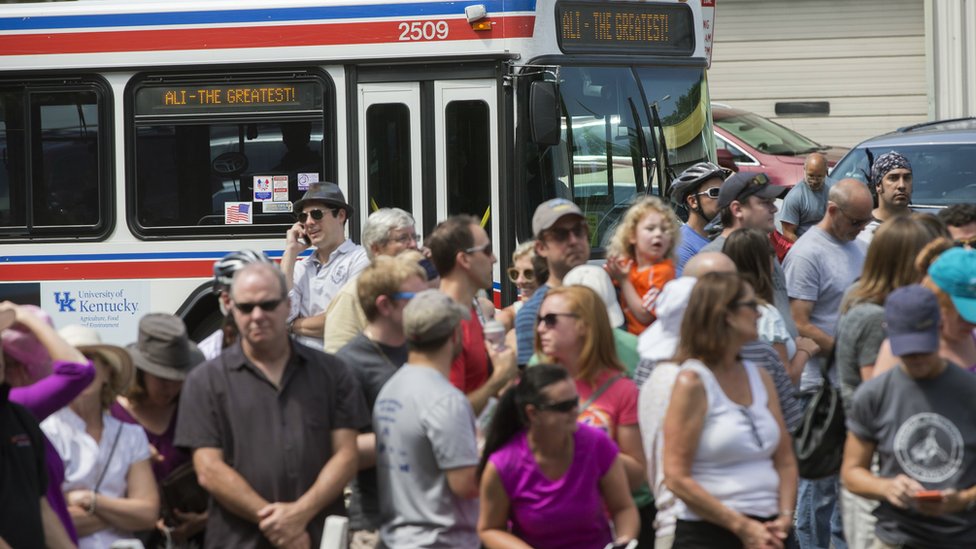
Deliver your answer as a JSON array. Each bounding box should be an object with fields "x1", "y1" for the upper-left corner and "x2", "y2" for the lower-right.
[
  {"x1": 884, "y1": 285, "x2": 941, "y2": 357},
  {"x1": 928, "y1": 247, "x2": 976, "y2": 323}
]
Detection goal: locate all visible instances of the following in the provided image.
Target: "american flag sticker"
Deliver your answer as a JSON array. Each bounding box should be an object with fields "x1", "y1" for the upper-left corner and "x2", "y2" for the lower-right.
[{"x1": 225, "y1": 202, "x2": 252, "y2": 224}]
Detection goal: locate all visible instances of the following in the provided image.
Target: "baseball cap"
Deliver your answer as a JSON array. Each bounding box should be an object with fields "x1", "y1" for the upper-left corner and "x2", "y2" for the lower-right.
[
  {"x1": 563, "y1": 265, "x2": 625, "y2": 328},
  {"x1": 927, "y1": 247, "x2": 976, "y2": 323},
  {"x1": 532, "y1": 198, "x2": 584, "y2": 237},
  {"x1": 402, "y1": 290, "x2": 470, "y2": 344},
  {"x1": 884, "y1": 284, "x2": 941, "y2": 357},
  {"x1": 717, "y1": 172, "x2": 783, "y2": 210}
]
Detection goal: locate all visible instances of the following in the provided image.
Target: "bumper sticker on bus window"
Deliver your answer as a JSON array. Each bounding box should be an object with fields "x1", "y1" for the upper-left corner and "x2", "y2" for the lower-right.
[
  {"x1": 253, "y1": 176, "x2": 273, "y2": 201},
  {"x1": 273, "y1": 175, "x2": 289, "y2": 202},
  {"x1": 225, "y1": 201, "x2": 253, "y2": 224},
  {"x1": 298, "y1": 172, "x2": 318, "y2": 191},
  {"x1": 42, "y1": 281, "x2": 151, "y2": 346},
  {"x1": 264, "y1": 202, "x2": 293, "y2": 213}
]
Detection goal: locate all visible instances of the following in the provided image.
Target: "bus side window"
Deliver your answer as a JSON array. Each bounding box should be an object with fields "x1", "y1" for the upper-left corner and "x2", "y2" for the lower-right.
[{"x1": 445, "y1": 100, "x2": 490, "y2": 235}]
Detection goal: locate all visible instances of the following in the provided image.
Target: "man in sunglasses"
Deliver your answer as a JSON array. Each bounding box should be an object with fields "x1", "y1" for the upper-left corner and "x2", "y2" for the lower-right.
[
  {"x1": 857, "y1": 151, "x2": 913, "y2": 245},
  {"x1": 281, "y1": 182, "x2": 369, "y2": 350},
  {"x1": 426, "y1": 215, "x2": 518, "y2": 416},
  {"x1": 781, "y1": 153, "x2": 830, "y2": 243},
  {"x1": 176, "y1": 262, "x2": 368, "y2": 549},
  {"x1": 667, "y1": 161, "x2": 727, "y2": 275},
  {"x1": 701, "y1": 171, "x2": 798, "y2": 338},
  {"x1": 938, "y1": 203, "x2": 976, "y2": 249},
  {"x1": 514, "y1": 198, "x2": 592, "y2": 367},
  {"x1": 783, "y1": 178, "x2": 871, "y2": 549}
]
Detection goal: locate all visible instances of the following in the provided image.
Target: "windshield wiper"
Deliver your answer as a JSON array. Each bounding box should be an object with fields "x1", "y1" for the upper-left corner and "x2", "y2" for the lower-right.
[
  {"x1": 627, "y1": 96, "x2": 649, "y2": 194},
  {"x1": 649, "y1": 96, "x2": 675, "y2": 192}
]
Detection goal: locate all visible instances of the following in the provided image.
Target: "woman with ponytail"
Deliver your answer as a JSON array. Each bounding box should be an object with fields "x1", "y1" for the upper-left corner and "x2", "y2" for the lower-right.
[{"x1": 477, "y1": 364, "x2": 638, "y2": 549}]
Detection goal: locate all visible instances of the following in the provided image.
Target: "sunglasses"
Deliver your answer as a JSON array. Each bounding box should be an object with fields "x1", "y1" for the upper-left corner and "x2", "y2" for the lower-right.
[
  {"x1": 537, "y1": 312, "x2": 579, "y2": 328},
  {"x1": 464, "y1": 241, "x2": 493, "y2": 256},
  {"x1": 836, "y1": 205, "x2": 873, "y2": 228},
  {"x1": 233, "y1": 299, "x2": 283, "y2": 314},
  {"x1": 695, "y1": 187, "x2": 721, "y2": 199},
  {"x1": 954, "y1": 236, "x2": 976, "y2": 249},
  {"x1": 389, "y1": 292, "x2": 416, "y2": 301},
  {"x1": 298, "y1": 208, "x2": 338, "y2": 223},
  {"x1": 507, "y1": 268, "x2": 535, "y2": 283},
  {"x1": 545, "y1": 222, "x2": 589, "y2": 243},
  {"x1": 535, "y1": 396, "x2": 579, "y2": 413}
]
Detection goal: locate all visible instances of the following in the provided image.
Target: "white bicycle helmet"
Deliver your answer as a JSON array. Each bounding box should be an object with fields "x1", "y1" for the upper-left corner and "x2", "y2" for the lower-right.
[
  {"x1": 668, "y1": 161, "x2": 727, "y2": 205},
  {"x1": 212, "y1": 249, "x2": 273, "y2": 294}
]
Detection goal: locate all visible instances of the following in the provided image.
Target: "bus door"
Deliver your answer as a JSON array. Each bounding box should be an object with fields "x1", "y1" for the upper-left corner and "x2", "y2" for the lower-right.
[{"x1": 357, "y1": 82, "x2": 424, "y2": 229}]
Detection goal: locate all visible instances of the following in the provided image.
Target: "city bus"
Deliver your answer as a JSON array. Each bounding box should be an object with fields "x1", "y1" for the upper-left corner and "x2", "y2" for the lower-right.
[{"x1": 0, "y1": 0, "x2": 717, "y2": 344}]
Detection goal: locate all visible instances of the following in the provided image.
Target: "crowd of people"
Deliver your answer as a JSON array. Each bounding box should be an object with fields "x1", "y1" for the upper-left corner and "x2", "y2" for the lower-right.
[{"x1": 3, "y1": 158, "x2": 976, "y2": 549}]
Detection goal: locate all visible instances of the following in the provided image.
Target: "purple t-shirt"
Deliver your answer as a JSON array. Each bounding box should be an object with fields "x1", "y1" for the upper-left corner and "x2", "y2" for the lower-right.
[
  {"x1": 110, "y1": 402, "x2": 188, "y2": 481},
  {"x1": 10, "y1": 359, "x2": 95, "y2": 544},
  {"x1": 489, "y1": 423, "x2": 618, "y2": 549}
]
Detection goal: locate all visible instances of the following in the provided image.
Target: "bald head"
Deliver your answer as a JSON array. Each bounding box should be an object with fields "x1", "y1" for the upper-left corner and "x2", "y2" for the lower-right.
[
  {"x1": 823, "y1": 179, "x2": 874, "y2": 241},
  {"x1": 684, "y1": 251, "x2": 737, "y2": 278},
  {"x1": 828, "y1": 179, "x2": 873, "y2": 210},
  {"x1": 803, "y1": 153, "x2": 828, "y2": 191}
]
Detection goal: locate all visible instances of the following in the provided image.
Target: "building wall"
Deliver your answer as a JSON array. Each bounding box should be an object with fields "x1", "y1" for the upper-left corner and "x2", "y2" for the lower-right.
[
  {"x1": 927, "y1": 0, "x2": 976, "y2": 121},
  {"x1": 708, "y1": 0, "x2": 928, "y2": 147}
]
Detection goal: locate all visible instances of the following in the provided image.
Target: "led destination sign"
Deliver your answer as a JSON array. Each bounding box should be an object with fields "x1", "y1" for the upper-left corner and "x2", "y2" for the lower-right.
[
  {"x1": 135, "y1": 82, "x2": 321, "y2": 116},
  {"x1": 556, "y1": 1, "x2": 695, "y2": 55}
]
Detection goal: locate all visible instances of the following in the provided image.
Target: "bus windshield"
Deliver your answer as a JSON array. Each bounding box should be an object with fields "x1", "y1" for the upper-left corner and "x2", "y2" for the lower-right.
[{"x1": 520, "y1": 64, "x2": 712, "y2": 251}]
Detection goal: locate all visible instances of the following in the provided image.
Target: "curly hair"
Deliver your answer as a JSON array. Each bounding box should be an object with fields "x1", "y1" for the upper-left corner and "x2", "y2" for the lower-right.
[{"x1": 607, "y1": 195, "x2": 681, "y2": 262}]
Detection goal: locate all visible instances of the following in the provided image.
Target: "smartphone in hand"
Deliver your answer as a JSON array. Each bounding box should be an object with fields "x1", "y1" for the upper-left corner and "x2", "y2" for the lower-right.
[{"x1": 914, "y1": 489, "x2": 943, "y2": 502}]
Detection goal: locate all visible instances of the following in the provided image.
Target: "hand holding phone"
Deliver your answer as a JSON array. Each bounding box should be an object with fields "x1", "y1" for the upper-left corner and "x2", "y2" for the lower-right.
[{"x1": 914, "y1": 489, "x2": 944, "y2": 503}]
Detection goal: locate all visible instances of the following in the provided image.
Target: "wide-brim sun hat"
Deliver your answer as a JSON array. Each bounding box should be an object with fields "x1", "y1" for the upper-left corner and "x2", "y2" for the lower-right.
[{"x1": 59, "y1": 324, "x2": 134, "y2": 396}]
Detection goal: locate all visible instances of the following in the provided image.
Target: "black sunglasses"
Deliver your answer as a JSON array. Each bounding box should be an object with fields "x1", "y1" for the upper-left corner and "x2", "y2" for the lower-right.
[
  {"x1": 298, "y1": 208, "x2": 338, "y2": 223},
  {"x1": 535, "y1": 396, "x2": 579, "y2": 413},
  {"x1": 537, "y1": 312, "x2": 579, "y2": 328},
  {"x1": 545, "y1": 222, "x2": 589, "y2": 243},
  {"x1": 233, "y1": 299, "x2": 283, "y2": 314},
  {"x1": 507, "y1": 267, "x2": 535, "y2": 283}
]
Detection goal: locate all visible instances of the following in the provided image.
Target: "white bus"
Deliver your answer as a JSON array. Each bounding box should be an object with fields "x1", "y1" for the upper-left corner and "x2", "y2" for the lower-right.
[{"x1": 0, "y1": 0, "x2": 717, "y2": 343}]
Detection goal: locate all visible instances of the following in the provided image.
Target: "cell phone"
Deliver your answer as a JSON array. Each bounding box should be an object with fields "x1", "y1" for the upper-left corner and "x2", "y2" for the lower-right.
[
  {"x1": 297, "y1": 235, "x2": 308, "y2": 246},
  {"x1": 914, "y1": 489, "x2": 943, "y2": 502}
]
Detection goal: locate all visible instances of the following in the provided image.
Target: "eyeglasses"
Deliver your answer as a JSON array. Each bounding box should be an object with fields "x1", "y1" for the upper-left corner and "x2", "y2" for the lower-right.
[
  {"x1": 233, "y1": 299, "x2": 283, "y2": 314},
  {"x1": 739, "y1": 408, "x2": 764, "y2": 448},
  {"x1": 298, "y1": 208, "x2": 338, "y2": 223},
  {"x1": 464, "y1": 241, "x2": 493, "y2": 256},
  {"x1": 954, "y1": 236, "x2": 976, "y2": 249},
  {"x1": 390, "y1": 232, "x2": 421, "y2": 245},
  {"x1": 507, "y1": 267, "x2": 535, "y2": 283},
  {"x1": 695, "y1": 187, "x2": 721, "y2": 199},
  {"x1": 535, "y1": 396, "x2": 579, "y2": 413},
  {"x1": 735, "y1": 300, "x2": 760, "y2": 312},
  {"x1": 835, "y1": 204, "x2": 873, "y2": 228},
  {"x1": 537, "y1": 312, "x2": 579, "y2": 328},
  {"x1": 545, "y1": 222, "x2": 589, "y2": 243},
  {"x1": 389, "y1": 292, "x2": 416, "y2": 301}
]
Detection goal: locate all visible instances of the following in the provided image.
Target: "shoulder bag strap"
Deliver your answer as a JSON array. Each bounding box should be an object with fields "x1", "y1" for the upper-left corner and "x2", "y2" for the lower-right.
[
  {"x1": 94, "y1": 421, "x2": 124, "y2": 493},
  {"x1": 580, "y1": 374, "x2": 623, "y2": 414}
]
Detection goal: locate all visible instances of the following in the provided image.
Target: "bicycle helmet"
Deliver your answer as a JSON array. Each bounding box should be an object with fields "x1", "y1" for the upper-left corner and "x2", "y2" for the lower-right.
[
  {"x1": 212, "y1": 249, "x2": 273, "y2": 294},
  {"x1": 668, "y1": 161, "x2": 727, "y2": 205}
]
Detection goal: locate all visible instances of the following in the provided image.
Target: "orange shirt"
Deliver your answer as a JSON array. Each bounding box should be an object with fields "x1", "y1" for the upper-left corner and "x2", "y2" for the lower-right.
[{"x1": 623, "y1": 258, "x2": 676, "y2": 335}]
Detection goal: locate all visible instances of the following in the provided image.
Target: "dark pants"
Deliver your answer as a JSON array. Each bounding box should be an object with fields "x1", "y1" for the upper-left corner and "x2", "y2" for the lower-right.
[{"x1": 673, "y1": 517, "x2": 799, "y2": 549}]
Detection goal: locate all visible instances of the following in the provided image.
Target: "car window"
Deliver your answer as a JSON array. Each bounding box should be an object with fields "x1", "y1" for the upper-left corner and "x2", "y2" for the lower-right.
[
  {"x1": 714, "y1": 112, "x2": 820, "y2": 156},
  {"x1": 715, "y1": 133, "x2": 756, "y2": 164}
]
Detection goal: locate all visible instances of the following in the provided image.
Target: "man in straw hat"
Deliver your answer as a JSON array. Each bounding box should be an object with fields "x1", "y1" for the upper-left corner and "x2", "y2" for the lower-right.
[
  {"x1": 281, "y1": 182, "x2": 369, "y2": 349},
  {"x1": 176, "y1": 261, "x2": 368, "y2": 549}
]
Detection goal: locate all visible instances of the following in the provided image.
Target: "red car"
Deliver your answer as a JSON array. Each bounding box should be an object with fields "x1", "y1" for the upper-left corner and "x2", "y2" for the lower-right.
[{"x1": 712, "y1": 104, "x2": 848, "y2": 189}]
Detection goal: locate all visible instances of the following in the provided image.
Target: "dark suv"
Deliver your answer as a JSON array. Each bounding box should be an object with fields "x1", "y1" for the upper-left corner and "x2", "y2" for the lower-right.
[{"x1": 828, "y1": 118, "x2": 976, "y2": 212}]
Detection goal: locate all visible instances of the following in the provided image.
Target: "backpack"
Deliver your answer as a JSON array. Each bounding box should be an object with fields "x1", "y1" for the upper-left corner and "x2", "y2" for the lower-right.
[{"x1": 792, "y1": 350, "x2": 846, "y2": 479}]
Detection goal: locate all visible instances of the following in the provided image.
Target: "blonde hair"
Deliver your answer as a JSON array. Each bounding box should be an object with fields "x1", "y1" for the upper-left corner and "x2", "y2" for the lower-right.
[
  {"x1": 535, "y1": 285, "x2": 624, "y2": 384},
  {"x1": 608, "y1": 195, "x2": 681, "y2": 261},
  {"x1": 357, "y1": 255, "x2": 427, "y2": 321}
]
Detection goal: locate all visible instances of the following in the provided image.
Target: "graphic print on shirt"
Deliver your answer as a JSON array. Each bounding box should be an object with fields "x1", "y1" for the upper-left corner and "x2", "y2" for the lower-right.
[
  {"x1": 331, "y1": 262, "x2": 349, "y2": 285},
  {"x1": 578, "y1": 407, "x2": 614, "y2": 439},
  {"x1": 894, "y1": 412, "x2": 963, "y2": 483}
]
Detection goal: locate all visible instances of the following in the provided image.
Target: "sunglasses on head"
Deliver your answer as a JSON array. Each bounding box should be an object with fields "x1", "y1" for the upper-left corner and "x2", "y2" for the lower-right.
[
  {"x1": 695, "y1": 187, "x2": 722, "y2": 199},
  {"x1": 233, "y1": 299, "x2": 283, "y2": 314},
  {"x1": 298, "y1": 208, "x2": 338, "y2": 223},
  {"x1": 537, "y1": 312, "x2": 579, "y2": 328},
  {"x1": 545, "y1": 222, "x2": 588, "y2": 243},
  {"x1": 535, "y1": 396, "x2": 579, "y2": 413},
  {"x1": 507, "y1": 267, "x2": 535, "y2": 283}
]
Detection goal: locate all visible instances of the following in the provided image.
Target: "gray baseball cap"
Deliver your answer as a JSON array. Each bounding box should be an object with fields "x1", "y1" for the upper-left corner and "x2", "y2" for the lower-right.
[
  {"x1": 532, "y1": 198, "x2": 584, "y2": 237},
  {"x1": 403, "y1": 290, "x2": 470, "y2": 344}
]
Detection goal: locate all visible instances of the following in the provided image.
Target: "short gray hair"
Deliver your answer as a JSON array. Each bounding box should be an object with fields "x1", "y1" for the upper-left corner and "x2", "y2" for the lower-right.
[{"x1": 362, "y1": 208, "x2": 416, "y2": 258}]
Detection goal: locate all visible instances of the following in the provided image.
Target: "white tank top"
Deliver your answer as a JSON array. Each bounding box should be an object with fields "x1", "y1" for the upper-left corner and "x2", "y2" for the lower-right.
[{"x1": 677, "y1": 358, "x2": 781, "y2": 520}]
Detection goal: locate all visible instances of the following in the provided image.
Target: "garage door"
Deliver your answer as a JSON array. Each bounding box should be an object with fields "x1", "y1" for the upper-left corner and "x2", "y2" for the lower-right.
[{"x1": 708, "y1": 0, "x2": 927, "y2": 148}]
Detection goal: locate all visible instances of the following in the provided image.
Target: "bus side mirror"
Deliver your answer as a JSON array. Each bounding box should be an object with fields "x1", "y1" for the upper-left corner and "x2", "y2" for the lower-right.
[{"x1": 529, "y1": 81, "x2": 561, "y2": 146}]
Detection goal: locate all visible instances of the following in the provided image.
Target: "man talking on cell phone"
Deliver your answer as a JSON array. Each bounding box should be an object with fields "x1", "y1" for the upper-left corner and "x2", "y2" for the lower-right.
[{"x1": 280, "y1": 182, "x2": 369, "y2": 350}]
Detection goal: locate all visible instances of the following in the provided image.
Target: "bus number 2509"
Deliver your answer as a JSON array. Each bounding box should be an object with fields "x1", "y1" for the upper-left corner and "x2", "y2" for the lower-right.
[{"x1": 398, "y1": 21, "x2": 450, "y2": 41}]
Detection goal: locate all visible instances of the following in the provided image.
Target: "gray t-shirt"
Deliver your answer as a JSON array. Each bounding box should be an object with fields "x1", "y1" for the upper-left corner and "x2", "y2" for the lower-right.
[
  {"x1": 848, "y1": 365, "x2": 976, "y2": 548},
  {"x1": 704, "y1": 233, "x2": 798, "y2": 338},
  {"x1": 780, "y1": 181, "x2": 830, "y2": 236},
  {"x1": 784, "y1": 226, "x2": 867, "y2": 393},
  {"x1": 374, "y1": 365, "x2": 479, "y2": 548},
  {"x1": 835, "y1": 302, "x2": 885, "y2": 414},
  {"x1": 335, "y1": 334, "x2": 408, "y2": 531}
]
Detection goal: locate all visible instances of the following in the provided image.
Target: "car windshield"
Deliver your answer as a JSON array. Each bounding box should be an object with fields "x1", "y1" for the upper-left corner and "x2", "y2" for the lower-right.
[
  {"x1": 715, "y1": 111, "x2": 821, "y2": 156},
  {"x1": 829, "y1": 143, "x2": 976, "y2": 207}
]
